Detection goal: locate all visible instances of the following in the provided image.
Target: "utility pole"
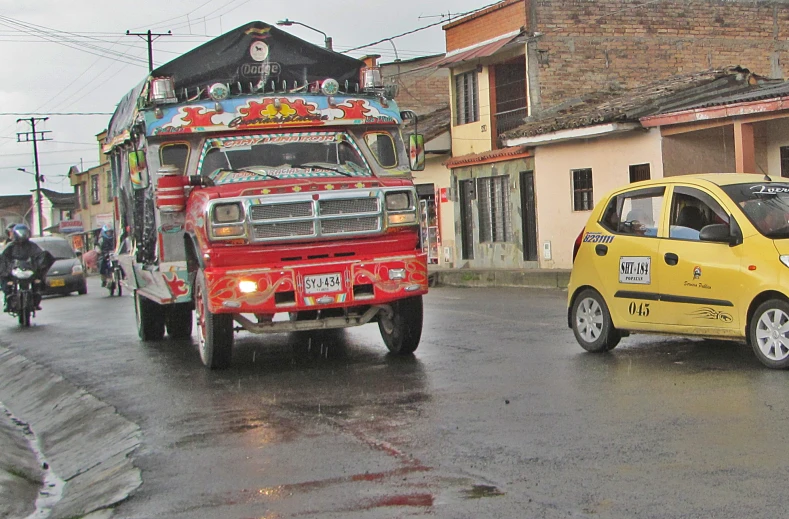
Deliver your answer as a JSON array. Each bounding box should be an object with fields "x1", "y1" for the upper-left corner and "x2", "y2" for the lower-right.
[
  {"x1": 16, "y1": 117, "x2": 50, "y2": 237},
  {"x1": 126, "y1": 29, "x2": 172, "y2": 72}
]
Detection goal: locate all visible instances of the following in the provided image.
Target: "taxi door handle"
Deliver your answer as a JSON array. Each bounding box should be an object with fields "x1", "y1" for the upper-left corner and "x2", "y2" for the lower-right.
[
  {"x1": 664, "y1": 252, "x2": 679, "y2": 266},
  {"x1": 595, "y1": 244, "x2": 608, "y2": 256}
]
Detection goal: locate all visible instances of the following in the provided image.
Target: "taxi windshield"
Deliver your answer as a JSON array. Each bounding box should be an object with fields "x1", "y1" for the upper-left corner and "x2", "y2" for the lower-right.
[
  {"x1": 721, "y1": 182, "x2": 789, "y2": 238},
  {"x1": 199, "y1": 132, "x2": 371, "y2": 185}
]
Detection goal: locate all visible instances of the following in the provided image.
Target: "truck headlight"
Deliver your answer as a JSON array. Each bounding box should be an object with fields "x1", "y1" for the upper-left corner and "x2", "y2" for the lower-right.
[
  {"x1": 385, "y1": 192, "x2": 412, "y2": 211},
  {"x1": 213, "y1": 203, "x2": 244, "y2": 223}
]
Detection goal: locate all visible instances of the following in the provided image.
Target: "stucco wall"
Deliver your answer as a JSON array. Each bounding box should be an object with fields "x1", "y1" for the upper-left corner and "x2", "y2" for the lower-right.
[
  {"x1": 534, "y1": 129, "x2": 664, "y2": 269},
  {"x1": 662, "y1": 126, "x2": 736, "y2": 176},
  {"x1": 452, "y1": 156, "x2": 536, "y2": 270},
  {"x1": 762, "y1": 119, "x2": 789, "y2": 177},
  {"x1": 450, "y1": 64, "x2": 493, "y2": 157}
]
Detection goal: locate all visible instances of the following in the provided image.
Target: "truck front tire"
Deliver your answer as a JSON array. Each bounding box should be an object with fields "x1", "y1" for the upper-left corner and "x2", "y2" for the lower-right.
[
  {"x1": 195, "y1": 270, "x2": 233, "y2": 369},
  {"x1": 378, "y1": 296, "x2": 423, "y2": 355}
]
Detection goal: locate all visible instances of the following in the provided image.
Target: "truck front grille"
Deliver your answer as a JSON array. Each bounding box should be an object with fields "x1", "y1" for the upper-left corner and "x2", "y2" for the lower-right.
[
  {"x1": 321, "y1": 217, "x2": 380, "y2": 235},
  {"x1": 253, "y1": 221, "x2": 315, "y2": 240},
  {"x1": 248, "y1": 193, "x2": 382, "y2": 243},
  {"x1": 250, "y1": 202, "x2": 313, "y2": 220}
]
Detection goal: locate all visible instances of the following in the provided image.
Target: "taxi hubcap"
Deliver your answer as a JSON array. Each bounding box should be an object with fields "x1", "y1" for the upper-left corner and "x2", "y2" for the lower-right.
[
  {"x1": 755, "y1": 308, "x2": 789, "y2": 361},
  {"x1": 576, "y1": 297, "x2": 603, "y2": 342}
]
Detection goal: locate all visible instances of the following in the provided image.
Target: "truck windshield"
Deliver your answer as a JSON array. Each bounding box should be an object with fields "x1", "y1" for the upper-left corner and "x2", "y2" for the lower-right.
[{"x1": 200, "y1": 132, "x2": 371, "y2": 185}]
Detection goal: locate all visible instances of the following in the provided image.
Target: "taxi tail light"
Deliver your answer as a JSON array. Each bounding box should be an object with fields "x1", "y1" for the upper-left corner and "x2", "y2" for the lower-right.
[{"x1": 572, "y1": 227, "x2": 585, "y2": 263}]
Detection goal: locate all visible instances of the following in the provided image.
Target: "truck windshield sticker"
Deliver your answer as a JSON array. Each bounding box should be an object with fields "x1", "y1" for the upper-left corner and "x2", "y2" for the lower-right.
[
  {"x1": 619, "y1": 256, "x2": 651, "y2": 284},
  {"x1": 199, "y1": 132, "x2": 372, "y2": 185}
]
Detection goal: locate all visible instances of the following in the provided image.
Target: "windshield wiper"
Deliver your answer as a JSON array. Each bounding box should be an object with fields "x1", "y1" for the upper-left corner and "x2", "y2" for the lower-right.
[
  {"x1": 291, "y1": 163, "x2": 353, "y2": 177},
  {"x1": 224, "y1": 168, "x2": 279, "y2": 180}
]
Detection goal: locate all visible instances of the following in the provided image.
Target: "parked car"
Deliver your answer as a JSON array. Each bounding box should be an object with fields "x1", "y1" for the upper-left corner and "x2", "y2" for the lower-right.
[
  {"x1": 31, "y1": 236, "x2": 87, "y2": 296},
  {"x1": 567, "y1": 173, "x2": 789, "y2": 369}
]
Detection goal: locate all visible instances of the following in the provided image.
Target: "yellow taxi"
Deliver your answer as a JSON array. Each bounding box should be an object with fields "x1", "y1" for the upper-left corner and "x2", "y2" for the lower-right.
[{"x1": 567, "y1": 173, "x2": 789, "y2": 369}]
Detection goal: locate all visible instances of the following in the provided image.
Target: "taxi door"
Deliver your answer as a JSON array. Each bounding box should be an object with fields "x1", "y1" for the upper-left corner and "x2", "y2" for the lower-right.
[
  {"x1": 590, "y1": 186, "x2": 666, "y2": 327},
  {"x1": 653, "y1": 185, "x2": 742, "y2": 331}
]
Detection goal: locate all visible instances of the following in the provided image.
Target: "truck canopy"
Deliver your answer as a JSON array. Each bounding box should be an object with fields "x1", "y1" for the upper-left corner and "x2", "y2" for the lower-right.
[{"x1": 106, "y1": 21, "x2": 365, "y2": 148}]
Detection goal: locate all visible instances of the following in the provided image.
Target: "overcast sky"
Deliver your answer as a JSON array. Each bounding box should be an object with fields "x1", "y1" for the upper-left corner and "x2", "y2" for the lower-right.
[{"x1": 0, "y1": 0, "x2": 488, "y2": 196}]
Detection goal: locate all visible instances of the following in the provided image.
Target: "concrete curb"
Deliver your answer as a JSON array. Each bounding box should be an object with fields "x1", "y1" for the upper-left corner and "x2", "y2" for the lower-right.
[
  {"x1": 0, "y1": 346, "x2": 141, "y2": 519},
  {"x1": 431, "y1": 269, "x2": 571, "y2": 289}
]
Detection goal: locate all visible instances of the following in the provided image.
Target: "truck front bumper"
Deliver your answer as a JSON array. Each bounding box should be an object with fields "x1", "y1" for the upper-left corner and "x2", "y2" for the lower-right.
[{"x1": 203, "y1": 252, "x2": 428, "y2": 314}]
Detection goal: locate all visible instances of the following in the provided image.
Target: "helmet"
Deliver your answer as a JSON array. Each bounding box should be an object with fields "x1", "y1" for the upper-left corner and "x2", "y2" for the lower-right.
[
  {"x1": 12, "y1": 224, "x2": 30, "y2": 243},
  {"x1": 100, "y1": 225, "x2": 114, "y2": 239}
]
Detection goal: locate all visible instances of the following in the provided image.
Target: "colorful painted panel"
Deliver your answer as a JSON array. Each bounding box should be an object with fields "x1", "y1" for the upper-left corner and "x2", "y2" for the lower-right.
[{"x1": 145, "y1": 95, "x2": 402, "y2": 137}]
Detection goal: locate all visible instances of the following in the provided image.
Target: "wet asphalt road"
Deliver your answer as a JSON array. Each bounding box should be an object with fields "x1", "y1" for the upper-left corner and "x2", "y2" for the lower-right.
[{"x1": 2, "y1": 277, "x2": 789, "y2": 518}]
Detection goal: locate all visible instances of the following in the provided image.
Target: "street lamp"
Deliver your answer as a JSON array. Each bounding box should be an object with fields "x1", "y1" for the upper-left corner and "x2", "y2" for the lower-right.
[
  {"x1": 276, "y1": 19, "x2": 333, "y2": 50},
  {"x1": 18, "y1": 168, "x2": 44, "y2": 236}
]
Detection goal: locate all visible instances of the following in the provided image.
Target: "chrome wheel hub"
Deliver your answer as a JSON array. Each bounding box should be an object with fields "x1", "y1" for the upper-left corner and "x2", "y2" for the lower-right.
[
  {"x1": 755, "y1": 308, "x2": 789, "y2": 362},
  {"x1": 576, "y1": 297, "x2": 603, "y2": 343}
]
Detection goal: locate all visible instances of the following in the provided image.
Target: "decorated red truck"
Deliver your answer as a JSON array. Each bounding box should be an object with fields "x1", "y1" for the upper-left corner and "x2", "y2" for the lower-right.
[{"x1": 104, "y1": 21, "x2": 428, "y2": 368}]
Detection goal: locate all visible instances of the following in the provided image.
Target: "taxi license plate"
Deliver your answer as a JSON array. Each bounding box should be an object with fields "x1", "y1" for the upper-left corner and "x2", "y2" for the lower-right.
[
  {"x1": 304, "y1": 273, "x2": 342, "y2": 294},
  {"x1": 49, "y1": 279, "x2": 65, "y2": 287}
]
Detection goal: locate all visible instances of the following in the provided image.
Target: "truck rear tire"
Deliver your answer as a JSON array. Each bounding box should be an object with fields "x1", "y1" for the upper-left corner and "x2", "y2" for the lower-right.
[
  {"x1": 166, "y1": 303, "x2": 193, "y2": 339},
  {"x1": 195, "y1": 270, "x2": 233, "y2": 369},
  {"x1": 378, "y1": 296, "x2": 423, "y2": 355},
  {"x1": 135, "y1": 291, "x2": 165, "y2": 341}
]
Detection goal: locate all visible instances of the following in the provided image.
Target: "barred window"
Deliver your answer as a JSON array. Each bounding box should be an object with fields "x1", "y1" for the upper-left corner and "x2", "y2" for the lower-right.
[
  {"x1": 477, "y1": 175, "x2": 511, "y2": 242},
  {"x1": 629, "y1": 163, "x2": 651, "y2": 183},
  {"x1": 106, "y1": 171, "x2": 113, "y2": 200},
  {"x1": 454, "y1": 71, "x2": 479, "y2": 126},
  {"x1": 781, "y1": 146, "x2": 789, "y2": 178},
  {"x1": 572, "y1": 168, "x2": 594, "y2": 211},
  {"x1": 91, "y1": 175, "x2": 100, "y2": 205}
]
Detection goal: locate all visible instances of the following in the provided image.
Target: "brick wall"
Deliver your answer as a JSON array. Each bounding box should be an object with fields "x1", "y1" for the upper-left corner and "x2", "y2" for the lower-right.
[
  {"x1": 382, "y1": 57, "x2": 450, "y2": 115},
  {"x1": 444, "y1": 0, "x2": 528, "y2": 52},
  {"x1": 535, "y1": 0, "x2": 789, "y2": 108}
]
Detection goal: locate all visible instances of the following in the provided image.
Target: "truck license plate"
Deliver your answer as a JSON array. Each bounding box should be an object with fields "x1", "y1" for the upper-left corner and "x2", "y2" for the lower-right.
[
  {"x1": 49, "y1": 279, "x2": 65, "y2": 287},
  {"x1": 304, "y1": 273, "x2": 342, "y2": 294}
]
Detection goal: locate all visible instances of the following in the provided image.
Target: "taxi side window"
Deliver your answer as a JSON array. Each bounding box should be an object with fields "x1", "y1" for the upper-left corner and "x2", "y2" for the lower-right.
[
  {"x1": 600, "y1": 186, "x2": 664, "y2": 237},
  {"x1": 669, "y1": 187, "x2": 729, "y2": 241}
]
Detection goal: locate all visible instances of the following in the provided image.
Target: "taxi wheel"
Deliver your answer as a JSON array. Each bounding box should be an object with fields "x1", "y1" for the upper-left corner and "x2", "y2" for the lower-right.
[
  {"x1": 749, "y1": 299, "x2": 789, "y2": 369},
  {"x1": 571, "y1": 289, "x2": 620, "y2": 352}
]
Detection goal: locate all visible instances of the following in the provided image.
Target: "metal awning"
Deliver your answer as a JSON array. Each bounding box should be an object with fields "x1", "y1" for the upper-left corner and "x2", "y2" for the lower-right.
[{"x1": 430, "y1": 32, "x2": 523, "y2": 68}]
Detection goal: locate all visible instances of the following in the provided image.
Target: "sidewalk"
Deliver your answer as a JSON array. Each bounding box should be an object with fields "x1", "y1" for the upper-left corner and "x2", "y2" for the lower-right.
[{"x1": 428, "y1": 267, "x2": 571, "y2": 290}]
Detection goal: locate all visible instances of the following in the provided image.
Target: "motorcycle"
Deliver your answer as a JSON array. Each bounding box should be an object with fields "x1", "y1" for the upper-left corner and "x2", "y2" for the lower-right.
[
  {"x1": 101, "y1": 252, "x2": 124, "y2": 296},
  {"x1": 5, "y1": 259, "x2": 38, "y2": 327}
]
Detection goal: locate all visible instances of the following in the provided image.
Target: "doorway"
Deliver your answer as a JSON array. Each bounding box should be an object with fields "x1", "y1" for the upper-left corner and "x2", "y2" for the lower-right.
[
  {"x1": 459, "y1": 179, "x2": 475, "y2": 260},
  {"x1": 519, "y1": 171, "x2": 538, "y2": 261}
]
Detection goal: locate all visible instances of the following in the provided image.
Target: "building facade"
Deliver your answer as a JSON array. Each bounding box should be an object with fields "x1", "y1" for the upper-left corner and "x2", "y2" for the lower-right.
[
  {"x1": 440, "y1": 0, "x2": 789, "y2": 270},
  {"x1": 68, "y1": 130, "x2": 115, "y2": 252}
]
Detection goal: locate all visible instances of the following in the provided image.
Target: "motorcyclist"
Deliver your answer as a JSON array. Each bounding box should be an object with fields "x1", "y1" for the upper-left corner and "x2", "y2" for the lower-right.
[
  {"x1": 0, "y1": 224, "x2": 53, "y2": 311},
  {"x1": 97, "y1": 225, "x2": 116, "y2": 287}
]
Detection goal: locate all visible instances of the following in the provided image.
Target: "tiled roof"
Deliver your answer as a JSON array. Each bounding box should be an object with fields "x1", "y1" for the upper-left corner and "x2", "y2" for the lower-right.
[
  {"x1": 40, "y1": 188, "x2": 77, "y2": 209},
  {"x1": 501, "y1": 66, "x2": 784, "y2": 141},
  {"x1": 0, "y1": 195, "x2": 32, "y2": 210},
  {"x1": 444, "y1": 145, "x2": 532, "y2": 169},
  {"x1": 403, "y1": 105, "x2": 451, "y2": 142}
]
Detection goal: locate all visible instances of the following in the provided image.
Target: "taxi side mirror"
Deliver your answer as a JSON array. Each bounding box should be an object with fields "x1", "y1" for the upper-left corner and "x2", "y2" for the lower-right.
[
  {"x1": 699, "y1": 218, "x2": 742, "y2": 246},
  {"x1": 699, "y1": 224, "x2": 729, "y2": 242}
]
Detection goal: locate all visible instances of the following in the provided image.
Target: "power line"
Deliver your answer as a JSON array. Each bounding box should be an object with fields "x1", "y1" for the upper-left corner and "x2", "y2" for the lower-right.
[
  {"x1": 0, "y1": 112, "x2": 112, "y2": 116},
  {"x1": 341, "y1": 1, "x2": 502, "y2": 54}
]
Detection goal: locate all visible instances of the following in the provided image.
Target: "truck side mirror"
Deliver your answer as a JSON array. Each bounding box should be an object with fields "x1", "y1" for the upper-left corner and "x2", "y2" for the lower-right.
[{"x1": 409, "y1": 134, "x2": 425, "y2": 172}]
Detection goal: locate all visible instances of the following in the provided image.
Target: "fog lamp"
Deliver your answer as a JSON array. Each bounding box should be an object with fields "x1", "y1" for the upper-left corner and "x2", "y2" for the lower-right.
[
  {"x1": 388, "y1": 213, "x2": 417, "y2": 225},
  {"x1": 389, "y1": 268, "x2": 406, "y2": 280},
  {"x1": 238, "y1": 280, "x2": 257, "y2": 293},
  {"x1": 214, "y1": 224, "x2": 244, "y2": 237}
]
